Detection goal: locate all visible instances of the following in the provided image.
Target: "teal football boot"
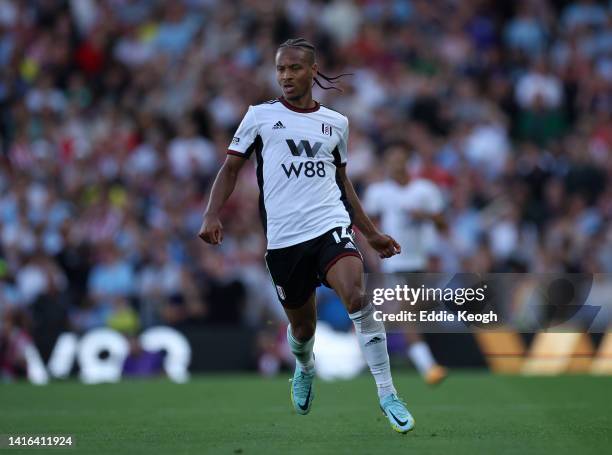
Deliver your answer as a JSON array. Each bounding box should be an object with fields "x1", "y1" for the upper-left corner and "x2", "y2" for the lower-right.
[
  {"x1": 290, "y1": 366, "x2": 315, "y2": 415},
  {"x1": 379, "y1": 394, "x2": 415, "y2": 433}
]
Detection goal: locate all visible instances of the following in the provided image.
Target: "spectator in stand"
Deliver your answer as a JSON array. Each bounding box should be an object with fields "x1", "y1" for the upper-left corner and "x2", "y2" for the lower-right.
[{"x1": 0, "y1": 0, "x2": 609, "y2": 378}]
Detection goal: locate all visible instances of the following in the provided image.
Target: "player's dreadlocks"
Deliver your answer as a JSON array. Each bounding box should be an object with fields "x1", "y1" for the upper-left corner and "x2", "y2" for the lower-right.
[{"x1": 278, "y1": 38, "x2": 352, "y2": 92}]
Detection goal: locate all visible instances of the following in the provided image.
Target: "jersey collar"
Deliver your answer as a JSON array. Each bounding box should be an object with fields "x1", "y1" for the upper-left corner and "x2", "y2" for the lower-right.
[{"x1": 278, "y1": 96, "x2": 320, "y2": 113}]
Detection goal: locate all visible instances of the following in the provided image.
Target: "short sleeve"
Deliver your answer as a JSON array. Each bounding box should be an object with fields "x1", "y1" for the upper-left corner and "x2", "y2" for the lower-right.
[
  {"x1": 228, "y1": 106, "x2": 259, "y2": 158},
  {"x1": 333, "y1": 118, "x2": 349, "y2": 167}
]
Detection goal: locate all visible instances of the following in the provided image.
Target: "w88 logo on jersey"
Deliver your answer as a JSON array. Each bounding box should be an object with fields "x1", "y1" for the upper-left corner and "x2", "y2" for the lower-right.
[
  {"x1": 282, "y1": 161, "x2": 326, "y2": 178},
  {"x1": 282, "y1": 139, "x2": 328, "y2": 178}
]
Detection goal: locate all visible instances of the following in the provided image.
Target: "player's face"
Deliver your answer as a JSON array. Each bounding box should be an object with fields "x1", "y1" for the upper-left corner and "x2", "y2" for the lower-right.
[
  {"x1": 385, "y1": 148, "x2": 409, "y2": 180},
  {"x1": 275, "y1": 48, "x2": 316, "y2": 101}
]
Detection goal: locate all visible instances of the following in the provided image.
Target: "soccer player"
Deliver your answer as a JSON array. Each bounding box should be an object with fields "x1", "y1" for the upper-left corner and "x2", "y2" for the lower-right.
[
  {"x1": 198, "y1": 38, "x2": 414, "y2": 433},
  {"x1": 364, "y1": 146, "x2": 448, "y2": 385}
]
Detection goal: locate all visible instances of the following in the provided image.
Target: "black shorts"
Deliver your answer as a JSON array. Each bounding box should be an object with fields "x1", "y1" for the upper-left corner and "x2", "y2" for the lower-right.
[{"x1": 264, "y1": 226, "x2": 363, "y2": 308}]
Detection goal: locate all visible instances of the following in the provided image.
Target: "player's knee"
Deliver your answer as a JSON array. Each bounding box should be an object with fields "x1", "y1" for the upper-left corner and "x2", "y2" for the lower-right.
[
  {"x1": 344, "y1": 286, "x2": 365, "y2": 314},
  {"x1": 291, "y1": 322, "x2": 316, "y2": 341}
]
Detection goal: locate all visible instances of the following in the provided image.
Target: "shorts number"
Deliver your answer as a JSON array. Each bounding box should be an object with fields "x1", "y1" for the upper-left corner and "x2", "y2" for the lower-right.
[{"x1": 332, "y1": 227, "x2": 352, "y2": 244}]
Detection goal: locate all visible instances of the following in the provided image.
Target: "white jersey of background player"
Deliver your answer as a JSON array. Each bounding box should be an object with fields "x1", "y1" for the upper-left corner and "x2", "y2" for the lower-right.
[
  {"x1": 364, "y1": 147, "x2": 445, "y2": 273},
  {"x1": 364, "y1": 145, "x2": 448, "y2": 386}
]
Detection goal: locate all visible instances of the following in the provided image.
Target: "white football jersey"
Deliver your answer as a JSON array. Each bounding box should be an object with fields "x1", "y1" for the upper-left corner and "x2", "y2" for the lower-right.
[
  {"x1": 228, "y1": 97, "x2": 352, "y2": 249},
  {"x1": 364, "y1": 178, "x2": 444, "y2": 272}
]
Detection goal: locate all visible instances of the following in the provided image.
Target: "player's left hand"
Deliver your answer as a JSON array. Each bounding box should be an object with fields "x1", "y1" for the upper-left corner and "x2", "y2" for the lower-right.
[{"x1": 367, "y1": 232, "x2": 401, "y2": 259}]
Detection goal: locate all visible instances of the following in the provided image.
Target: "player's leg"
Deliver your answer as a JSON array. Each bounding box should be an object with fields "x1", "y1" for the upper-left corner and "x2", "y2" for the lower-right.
[
  {"x1": 325, "y1": 254, "x2": 415, "y2": 433},
  {"x1": 265, "y1": 246, "x2": 318, "y2": 415},
  {"x1": 405, "y1": 331, "x2": 447, "y2": 385},
  {"x1": 325, "y1": 256, "x2": 395, "y2": 395},
  {"x1": 400, "y1": 273, "x2": 447, "y2": 384},
  {"x1": 283, "y1": 292, "x2": 317, "y2": 415},
  {"x1": 284, "y1": 292, "x2": 317, "y2": 375}
]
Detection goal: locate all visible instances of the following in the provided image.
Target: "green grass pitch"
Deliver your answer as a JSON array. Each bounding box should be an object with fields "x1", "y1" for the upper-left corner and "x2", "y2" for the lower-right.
[{"x1": 1, "y1": 372, "x2": 610, "y2": 454}]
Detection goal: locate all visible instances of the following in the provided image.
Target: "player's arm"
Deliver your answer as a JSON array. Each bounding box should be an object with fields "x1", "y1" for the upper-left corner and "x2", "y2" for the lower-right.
[
  {"x1": 407, "y1": 182, "x2": 447, "y2": 232},
  {"x1": 198, "y1": 155, "x2": 247, "y2": 245},
  {"x1": 411, "y1": 210, "x2": 447, "y2": 231},
  {"x1": 428, "y1": 213, "x2": 447, "y2": 232},
  {"x1": 337, "y1": 167, "x2": 400, "y2": 259}
]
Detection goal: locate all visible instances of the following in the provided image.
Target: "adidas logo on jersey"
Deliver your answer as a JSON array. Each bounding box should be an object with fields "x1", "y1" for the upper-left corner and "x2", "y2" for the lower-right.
[
  {"x1": 272, "y1": 121, "x2": 285, "y2": 129},
  {"x1": 345, "y1": 241, "x2": 356, "y2": 250}
]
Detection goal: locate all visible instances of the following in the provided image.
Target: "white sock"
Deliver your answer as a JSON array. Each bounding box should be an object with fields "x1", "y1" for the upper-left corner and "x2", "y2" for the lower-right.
[
  {"x1": 350, "y1": 304, "x2": 396, "y2": 398},
  {"x1": 407, "y1": 341, "x2": 436, "y2": 375},
  {"x1": 287, "y1": 325, "x2": 315, "y2": 374}
]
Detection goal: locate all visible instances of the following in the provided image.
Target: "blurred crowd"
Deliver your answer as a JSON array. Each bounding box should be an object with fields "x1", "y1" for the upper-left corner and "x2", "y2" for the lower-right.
[{"x1": 1, "y1": 0, "x2": 611, "y2": 370}]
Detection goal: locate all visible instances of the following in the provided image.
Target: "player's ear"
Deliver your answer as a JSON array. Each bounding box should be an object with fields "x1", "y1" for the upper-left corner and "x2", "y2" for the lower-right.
[{"x1": 311, "y1": 62, "x2": 318, "y2": 77}]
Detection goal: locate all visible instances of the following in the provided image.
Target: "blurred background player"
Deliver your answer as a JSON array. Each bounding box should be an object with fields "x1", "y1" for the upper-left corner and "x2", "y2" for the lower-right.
[{"x1": 364, "y1": 145, "x2": 448, "y2": 385}]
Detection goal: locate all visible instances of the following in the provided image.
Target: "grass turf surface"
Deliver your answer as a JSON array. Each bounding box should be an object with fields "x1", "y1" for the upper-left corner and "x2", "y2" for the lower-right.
[{"x1": 1, "y1": 372, "x2": 610, "y2": 454}]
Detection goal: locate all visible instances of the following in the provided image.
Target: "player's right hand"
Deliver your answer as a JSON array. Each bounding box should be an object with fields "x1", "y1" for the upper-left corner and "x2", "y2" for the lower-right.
[
  {"x1": 198, "y1": 214, "x2": 224, "y2": 245},
  {"x1": 367, "y1": 232, "x2": 401, "y2": 259}
]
